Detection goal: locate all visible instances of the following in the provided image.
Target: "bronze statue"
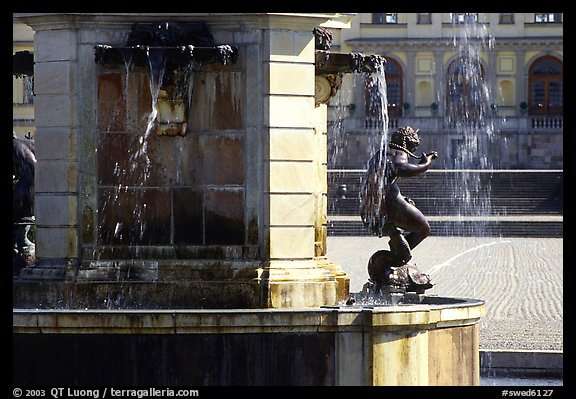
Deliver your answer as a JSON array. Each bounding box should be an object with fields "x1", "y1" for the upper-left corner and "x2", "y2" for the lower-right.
[{"x1": 359, "y1": 126, "x2": 437, "y2": 294}]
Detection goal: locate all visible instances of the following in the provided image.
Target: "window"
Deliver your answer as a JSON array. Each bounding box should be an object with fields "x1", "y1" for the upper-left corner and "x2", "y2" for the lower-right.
[
  {"x1": 451, "y1": 13, "x2": 478, "y2": 24},
  {"x1": 372, "y1": 13, "x2": 397, "y2": 24},
  {"x1": 372, "y1": 13, "x2": 385, "y2": 24},
  {"x1": 535, "y1": 13, "x2": 562, "y2": 23},
  {"x1": 384, "y1": 58, "x2": 403, "y2": 117},
  {"x1": 528, "y1": 56, "x2": 563, "y2": 115},
  {"x1": 364, "y1": 57, "x2": 403, "y2": 118},
  {"x1": 499, "y1": 13, "x2": 514, "y2": 24},
  {"x1": 13, "y1": 75, "x2": 34, "y2": 105},
  {"x1": 417, "y1": 13, "x2": 432, "y2": 24},
  {"x1": 23, "y1": 76, "x2": 34, "y2": 104},
  {"x1": 499, "y1": 80, "x2": 514, "y2": 106},
  {"x1": 12, "y1": 51, "x2": 34, "y2": 105},
  {"x1": 446, "y1": 56, "x2": 485, "y2": 117}
]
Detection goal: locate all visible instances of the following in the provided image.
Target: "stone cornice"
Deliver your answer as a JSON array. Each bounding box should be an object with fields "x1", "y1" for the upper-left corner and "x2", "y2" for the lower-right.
[
  {"x1": 13, "y1": 13, "x2": 351, "y2": 32},
  {"x1": 345, "y1": 36, "x2": 563, "y2": 52}
]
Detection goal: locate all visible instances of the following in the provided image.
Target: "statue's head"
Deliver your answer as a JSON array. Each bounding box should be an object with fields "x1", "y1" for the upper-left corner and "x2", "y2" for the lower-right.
[{"x1": 390, "y1": 126, "x2": 420, "y2": 152}]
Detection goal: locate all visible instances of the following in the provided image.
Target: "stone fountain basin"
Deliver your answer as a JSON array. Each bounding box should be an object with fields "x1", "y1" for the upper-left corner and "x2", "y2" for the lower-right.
[
  {"x1": 13, "y1": 296, "x2": 484, "y2": 385},
  {"x1": 13, "y1": 296, "x2": 483, "y2": 333}
]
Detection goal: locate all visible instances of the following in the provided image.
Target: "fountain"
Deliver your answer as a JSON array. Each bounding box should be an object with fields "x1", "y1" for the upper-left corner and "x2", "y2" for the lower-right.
[
  {"x1": 94, "y1": 21, "x2": 239, "y2": 137},
  {"x1": 13, "y1": 13, "x2": 484, "y2": 386},
  {"x1": 13, "y1": 132, "x2": 36, "y2": 275},
  {"x1": 442, "y1": 15, "x2": 500, "y2": 236}
]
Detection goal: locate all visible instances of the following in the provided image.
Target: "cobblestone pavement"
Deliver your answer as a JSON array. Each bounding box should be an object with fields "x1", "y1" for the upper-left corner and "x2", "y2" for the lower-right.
[{"x1": 326, "y1": 236, "x2": 563, "y2": 351}]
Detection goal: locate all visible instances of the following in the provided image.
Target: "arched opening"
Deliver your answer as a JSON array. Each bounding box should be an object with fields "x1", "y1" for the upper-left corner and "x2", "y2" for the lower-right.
[
  {"x1": 364, "y1": 56, "x2": 403, "y2": 118},
  {"x1": 446, "y1": 56, "x2": 485, "y2": 118},
  {"x1": 528, "y1": 56, "x2": 563, "y2": 116},
  {"x1": 384, "y1": 58, "x2": 403, "y2": 117}
]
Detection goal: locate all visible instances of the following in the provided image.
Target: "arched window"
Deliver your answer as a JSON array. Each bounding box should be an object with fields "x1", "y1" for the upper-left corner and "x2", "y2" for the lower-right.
[
  {"x1": 363, "y1": 56, "x2": 403, "y2": 119},
  {"x1": 451, "y1": 13, "x2": 478, "y2": 24},
  {"x1": 383, "y1": 58, "x2": 403, "y2": 117},
  {"x1": 528, "y1": 56, "x2": 563, "y2": 116},
  {"x1": 446, "y1": 56, "x2": 485, "y2": 118}
]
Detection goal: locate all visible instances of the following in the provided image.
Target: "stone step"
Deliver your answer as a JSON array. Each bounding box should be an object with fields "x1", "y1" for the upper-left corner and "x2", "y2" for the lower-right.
[
  {"x1": 328, "y1": 170, "x2": 563, "y2": 217},
  {"x1": 327, "y1": 219, "x2": 563, "y2": 238},
  {"x1": 329, "y1": 175, "x2": 562, "y2": 195},
  {"x1": 328, "y1": 198, "x2": 563, "y2": 216}
]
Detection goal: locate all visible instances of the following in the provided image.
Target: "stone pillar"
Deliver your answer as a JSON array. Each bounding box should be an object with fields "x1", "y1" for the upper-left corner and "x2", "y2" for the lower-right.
[
  {"x1": 515, "y1": 49, "x2": 528, "y2": 167},
  {"x1": 17, "y1": 15, "x2": 82, "y2": 280},
  {"x1": 257, "y1": 17, "x2": 340, "y2": 307},
  {"x1": 313, "y1": 103, "x2": 350, "y2": 302},
  {"x1": 487, "y1": 49, "x2": 498, "y2": 109},
  {"x1": 515, "y1": 49, "x2": 527, "y2": 112},
  {"x1": 434, "y1": 50, "x2": 445, "y2": 116},
  {"x1": 404, "y1": 50, "x2": 417, "y2": 114}
]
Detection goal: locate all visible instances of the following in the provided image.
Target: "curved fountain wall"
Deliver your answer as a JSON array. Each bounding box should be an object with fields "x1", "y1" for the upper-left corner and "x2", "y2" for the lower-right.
[{"x1": 14, "y1": 296, "x2": 484, "y2": 385}]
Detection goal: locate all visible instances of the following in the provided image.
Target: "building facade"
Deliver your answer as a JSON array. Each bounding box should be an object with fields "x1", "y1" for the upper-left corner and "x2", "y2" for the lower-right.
[
  {"x1": 326, "y1": 13, "x2": 563, "y2": 169},
  {"x1": 13, "y1": 21, "x2": 35, "y2": 139},
  {"x1": 13, "y1": 13, "x2": 563, "y2": 168}
]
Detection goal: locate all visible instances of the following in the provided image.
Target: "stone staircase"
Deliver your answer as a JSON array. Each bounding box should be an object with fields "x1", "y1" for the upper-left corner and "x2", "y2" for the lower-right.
[{"x1": 327, "y1": 170, "x2": 563, "y2": 237}]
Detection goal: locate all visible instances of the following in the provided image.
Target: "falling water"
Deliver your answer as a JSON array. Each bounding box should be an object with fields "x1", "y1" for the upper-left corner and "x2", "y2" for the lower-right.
[
  {"x1": 118, "y1": 47, "x2": 134, "y2": 103},
  {"x1": 444, "y1": 13, "x2": 501, "y2": 237},
  {"x1": 327, "y1": 74, "x2": 356, "y2": 171},
  {"x1": 327, "y1": 62, "x2": 389, "y2": 226},
  {"x1": 95, "y1": 41, "x2": 236, "y2": 255},
  {"x1": 99, "y1": 47, "x2": 169, "y2": 249},
  {"x1": 365, "y1": 64, "x2": 390, "y2": 162},
  {"x1": 146, "y1": 47, "x2": 167, "y2": 134},
  {"x1": 359, "y1": 64, "x2": 391, "y2": 237},
  {"x1": 326, "y1": 76, "x2": 353, "y2": 216}
]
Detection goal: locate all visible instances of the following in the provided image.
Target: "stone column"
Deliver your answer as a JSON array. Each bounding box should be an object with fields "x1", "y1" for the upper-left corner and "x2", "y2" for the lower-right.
[
  {"x1": 434, "y1": 50, "x2": 445, "y2": 116},
  {"x1": 487, "y1": 49, "x2": 498, "y2": 109},
  {"x1": 313, "y1": 103, "x2": 350, "y2": 302},
  {"x1": 257, "y1": 17, "x2": 341, "y2": 307},
  {"x1": 17, "y1": 15, "x2": 82, "y2": 280},
  {"x1": 404, "y1": 49, "x2": 417, "y2": 114},
  {"x1": 515, "y1": 49, "x2": 527, "y2": 111},
  {"x1": 515, "y1": 48, "x2": 528, "y2": 167}
]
